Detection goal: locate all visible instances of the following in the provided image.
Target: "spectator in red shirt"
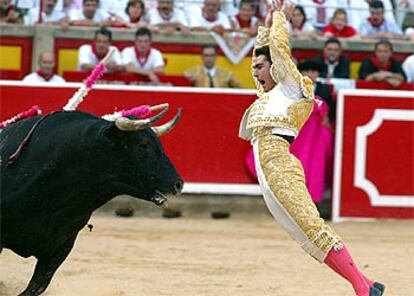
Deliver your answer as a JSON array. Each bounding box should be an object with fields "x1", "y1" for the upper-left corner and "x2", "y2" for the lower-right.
[{"x1": 322, "y1": 8, "x2": 358, "y2": 38}]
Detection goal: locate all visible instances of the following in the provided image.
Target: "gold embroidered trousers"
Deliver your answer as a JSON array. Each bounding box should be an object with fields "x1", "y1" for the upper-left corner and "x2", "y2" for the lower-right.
[{"x1": 252, "y1": 127, "x2": 340, "y2": 262}]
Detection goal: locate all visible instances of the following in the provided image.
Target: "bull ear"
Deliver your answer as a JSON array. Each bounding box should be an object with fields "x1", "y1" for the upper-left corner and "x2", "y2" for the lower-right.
[{"x1": 151, "y1": 108, "x2": 182, "y2": 137}]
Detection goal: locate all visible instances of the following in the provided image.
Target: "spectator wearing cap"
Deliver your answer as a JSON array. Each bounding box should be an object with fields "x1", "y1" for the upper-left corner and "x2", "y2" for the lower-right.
[
  {"x1": 189, "y1": 0, "x2": 231, "y2": 34},
  {"x1": 359, "y1": 0, "x2": 404, "y2": 39},
  {"x1": 358, "y1": 39, "x2": 406, "y2": 87},
  {"x1": 312, "y1": 38, "x2": 350, "y2": 79},
  {"x1": 77, "y1": 27, "x2": 124, "y2": 73},
  {"x1": 147, "y1": 0, "x2": 190, "y2": 35},
  {"x1": 322, "y1": 8, "x2": 357, "y2": 38},
  {"x1": 68, "y1": 0, "x2": 110, "y2": 26},
  {"x1": 122, "y1": 27, "x2": 165, "y2": 84},
  {"x1": 297, "y1": 60, "x2": 335, "y2": 123}
]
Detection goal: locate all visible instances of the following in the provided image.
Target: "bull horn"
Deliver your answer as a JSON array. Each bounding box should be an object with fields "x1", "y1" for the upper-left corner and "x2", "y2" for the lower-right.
[
  {"x1": 151, "y1": 108, "x2": 183, "y2": 137},
  {"x1": 115, "y1": 104, "x2": 169, "y2": 131}
]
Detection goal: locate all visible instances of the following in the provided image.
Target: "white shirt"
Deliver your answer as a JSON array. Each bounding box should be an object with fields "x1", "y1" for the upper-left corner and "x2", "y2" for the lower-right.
[
  {"x1": 77, "y1": 44, "x2": 123, "y2": 70},
  {"x1": 122, "y1": 47, "x2": 165, "y2": 70},
  {"x1": 99, "y1": 0, "x2": 129, "y2": 16},
  {"x1": 231, "y1": 15, "x2": 258, "y2": 29},
  {"x1": 402, "y1": 54, "x2": 414, "y2": 83},
  {"x1": 188, "y1": 8, "x2": 231, "y2": 29},
  {"x1": 69, "y1": 8, "x2": 110, "y2": 22},
  {"x1": 296, "y1": 0, "x2": 347, "y2": 29},
  {"x1": 22, "y1": 72, "x2": 66, "y2": 83},
  {"x1": 25, "y1": 7, "x2": 66, "y2": 24},
  {"x1": 287, "y1": 20, "x2": 315, "y2": 33},
  {"x1": 147, "y1": 7, "x2": 188, "y2": 26},
  {"x1": 347, "y1": 0, "x2": 397, "y2": 28}
]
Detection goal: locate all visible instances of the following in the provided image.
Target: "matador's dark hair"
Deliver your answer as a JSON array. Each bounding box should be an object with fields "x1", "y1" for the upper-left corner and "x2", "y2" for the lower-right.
[{"x1": 254, "y1": 46, "x2": 272, "y2": 65}]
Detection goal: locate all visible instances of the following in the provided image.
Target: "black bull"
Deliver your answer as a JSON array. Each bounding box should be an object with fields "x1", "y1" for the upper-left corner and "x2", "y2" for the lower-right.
[{"x1": 0, "y1": 110, "x2": 183, "y2": 296}]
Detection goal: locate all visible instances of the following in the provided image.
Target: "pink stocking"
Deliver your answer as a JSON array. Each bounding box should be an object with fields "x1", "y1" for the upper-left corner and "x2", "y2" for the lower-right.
[{"x1": 324, "y1": 242, "x2": 372, "y2": 296}]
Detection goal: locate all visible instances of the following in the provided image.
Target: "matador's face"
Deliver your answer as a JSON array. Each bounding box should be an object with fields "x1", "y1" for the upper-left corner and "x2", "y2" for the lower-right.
[{"x1": 253, "y1": 55, "x2": 276, "y2": 92}]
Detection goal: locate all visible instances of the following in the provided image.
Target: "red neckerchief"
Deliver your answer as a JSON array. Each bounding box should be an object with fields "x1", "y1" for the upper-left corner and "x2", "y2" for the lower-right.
[
  {"x1": 371, "y1": 56, "x2": 391, "y2": 71},
  {"x1": 134, "y1": 47, "x2": 151, "y2": 67},
  {"x1": 235, "y1": 13, "x2": 251, "y2": 28},
  {"x1": 92, "y1": 43, "x2": 109, "y2": 61},
  {"x1": 202, "y1": 8, "x2": 217, "y2": 22},
  {"x1": 36, "y1": 71, "x2": 54, "y2": 81},
  {"x1": 157, "y1": 7, "x2": 173, "y2": 21},
  {"x1": 312, "y1": 0, "x2": 326, "y2": 4},
  {"x1": 367, "y1": 17, "x2": 384, "y2": 28}
]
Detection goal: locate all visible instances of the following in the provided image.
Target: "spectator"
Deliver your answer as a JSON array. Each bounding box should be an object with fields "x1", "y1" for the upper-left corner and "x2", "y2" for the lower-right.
[
  {"x1": 114, "y1": 0, "x2": 148, "y2": 28},
  {"x1": 322, "y1": 8, "x2": 358, "y2": 38},
  {"x1": 359, "y1": 0, "x2": 404, "y2": 39},
  {"x1": 23, "y1": 52, "x2": 65, "y2": 83},
  {"x1": 297, "y1": 60, "x2": 335, "y2": 123},
  {"x1": 358, "y1": 39, "x2": 407, "y2": 87},
  {"x1": 312, "y1": 37, "x2": 350, "y2": 79},
  {"x1": 402, "y1": 54, "x2": 414, "y2": 83},
  {"x1": 230, "y1": 0, "x2": 261, "y2": 37},
  {"x1": 147, "y1": 0, "x2": 190, "y2": 35},
  {"x1": 398, "y1": 0, "x2": 414, "y2": 41},
  {"x1": 296, "y1": 0, "x2": 347, "y2": 30},
  {"x1": 287, "y1": 5, "x2": 318, "y2": 38},
  {"x1": 68, "y1": 0, "x2": 110, "y2": 26},
  {"x1": 184, "y1": 45, "x2": 243, "y2": 88},
  {"x1": 122, "y1": 27, "x2": 165, "y2": 84},
  {"x1": 0, "y1": 0, "x2": 23, "y2": 23},
  {"x1": 26, "y1": 0, "x2": 67, "y2": 25},
  {"x1": 77, "y1": 27, "x2": 124, "y2": 73},
  {"x1": 189, "y1": 0, "x2": 231, "y2": 34},
  {"x1": 348, "y1": 0, "x2": 397, "y2": 29}
]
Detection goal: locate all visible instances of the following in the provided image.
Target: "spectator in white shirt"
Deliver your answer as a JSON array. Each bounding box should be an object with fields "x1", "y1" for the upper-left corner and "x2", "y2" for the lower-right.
[
  {"x1": 147, "y1": 0, "x2": 190, "y2": 35},
  {"x1": 114, "y1": 0, "x2": 148, "y2": 28},
  {"x1": 68, "y1": 0, "x2": 110, "y2": 26},
  {"x1": 230, "y1": 0, "x2": 260, "y2": 37},
  {"x1": 122, "y1": 27, "x2": 165, "y2": 84},
  {"x1": 296, "y1": 0, "x2": 347, "y2": 30},
  {"x1": 189, "y1": 0, "x2": 231, "y2": 34},
  {"x1": 359, "y1": 0, "x2": 404, "y2": 39},
  {"x1": 78, "y1": 27, "x2": 124, "y2": 73},
  {"x1": 25, "y1": 0, "x2": 67, "y2": 25},
  {"x1": 348, "y1": 0, "x2": 397, "y2": 29},
  {"x1": 23, "y1": 52, "x2": 65, "y2": 83},
  {"x1": 402, "y1": 54, "x2": 414, "y2": 83},
  {"x1": 288, "y1": 5, "x2": 318, "y2": 38}
]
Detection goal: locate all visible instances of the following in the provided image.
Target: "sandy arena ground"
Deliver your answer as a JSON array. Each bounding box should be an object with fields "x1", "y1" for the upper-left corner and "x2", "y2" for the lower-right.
[{"x1": 1, "y1": 211, "x2": 413, "y2": 296}]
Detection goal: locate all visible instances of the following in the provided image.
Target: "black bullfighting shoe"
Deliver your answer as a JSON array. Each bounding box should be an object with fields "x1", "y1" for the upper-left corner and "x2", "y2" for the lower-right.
[{"x1": 373, "y1": 282, "x2": 385, "y2": 295}]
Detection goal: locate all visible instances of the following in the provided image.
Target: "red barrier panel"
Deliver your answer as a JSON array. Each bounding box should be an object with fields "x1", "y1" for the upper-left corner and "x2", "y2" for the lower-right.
[
  {"x1": 333, "y1": 89, "x2": 414, "y2": 221},
  {"x1": 63, "y1": 71, "x2": 192, "y2": 86},
  {"x1": 0, "y1": 82, "x2": 257, "y2": 185}
]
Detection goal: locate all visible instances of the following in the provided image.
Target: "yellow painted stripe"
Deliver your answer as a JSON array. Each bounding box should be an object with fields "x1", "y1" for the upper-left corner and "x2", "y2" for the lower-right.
[
  {"x1": 0, "y1": 46, "x2": 21, "y2": 70},
  {"x1": 57, "y1": 49, "x2": 79, "y2": 75},
  {"x1": 350, "y1": 61, "x2": 361, "y2": 80}
]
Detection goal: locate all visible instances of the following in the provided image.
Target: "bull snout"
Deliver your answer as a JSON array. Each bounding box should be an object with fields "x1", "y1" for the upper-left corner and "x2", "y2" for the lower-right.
[{"x1": 173, "y1": 179, "x2": 184, "y2": 195}]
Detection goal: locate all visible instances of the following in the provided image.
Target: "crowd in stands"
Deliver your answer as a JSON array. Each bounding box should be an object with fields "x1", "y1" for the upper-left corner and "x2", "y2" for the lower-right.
[
  {"x1": 2, "y1": 0, "x2": 413, "y2": 88},
  {"x1": 0, "y1": 0, "x2": 413, "y2": 40}
]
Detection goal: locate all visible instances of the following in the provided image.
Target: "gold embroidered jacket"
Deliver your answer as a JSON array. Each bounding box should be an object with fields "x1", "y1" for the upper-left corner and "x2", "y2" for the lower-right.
[{"x1": 239, "y1": 11, "x2": 315, "y2": 141}]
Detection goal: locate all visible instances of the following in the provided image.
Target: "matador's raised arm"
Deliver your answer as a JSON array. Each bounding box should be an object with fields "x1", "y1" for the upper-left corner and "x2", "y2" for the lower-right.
[{"x1": 253, "y1": 10, "x2": 314, "y2": 100}]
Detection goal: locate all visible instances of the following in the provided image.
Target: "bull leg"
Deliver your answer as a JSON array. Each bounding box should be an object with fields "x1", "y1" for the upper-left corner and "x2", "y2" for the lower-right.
[{"x1": 18, "y1": 236, "x2": 76, "y2": 296}]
